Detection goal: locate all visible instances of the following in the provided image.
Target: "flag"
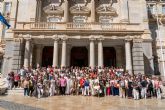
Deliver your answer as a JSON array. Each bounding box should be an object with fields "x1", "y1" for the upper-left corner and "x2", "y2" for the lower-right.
[{"x1": 0, "y1": 12, "x2": 11, "y2": 29}]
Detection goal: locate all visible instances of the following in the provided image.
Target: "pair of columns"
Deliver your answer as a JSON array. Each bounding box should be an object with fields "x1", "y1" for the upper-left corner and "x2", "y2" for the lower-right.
[
  {"x1": 53, "y1": 38, "x2": 104, "y2": 68},
  {"x1": 90, "y1": 38, "x2": 133, "y2": 73},
  {"x1": 53, "y1": 38, "x2": 66, "y2": 67},
  {"x1": 89, "y1": 38, "x2": 103, "y2": 69},
  {"x1": 23, "y1": 38, "x2": 67, "y2": 68}
]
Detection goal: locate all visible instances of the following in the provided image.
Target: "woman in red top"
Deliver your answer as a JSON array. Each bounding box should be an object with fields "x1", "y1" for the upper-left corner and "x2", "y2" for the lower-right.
[
  {"x1": 14, "y1": 73, "x2": 20, "y2": 88},
  {"x1": 80, "y1": 76, "x2": 85, "y2": 95}
]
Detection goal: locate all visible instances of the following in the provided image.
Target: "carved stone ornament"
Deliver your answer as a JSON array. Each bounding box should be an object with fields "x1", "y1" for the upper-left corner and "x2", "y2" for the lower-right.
[
  {"x1": 70, "y1": 5, "x2": 90, "y2": 15},
  {"x1": 96, "y1": 4, "x2": 117, "y2": 16},
  {"x1": 43, "y1": 1, "x2": 63, "y2": 15}
]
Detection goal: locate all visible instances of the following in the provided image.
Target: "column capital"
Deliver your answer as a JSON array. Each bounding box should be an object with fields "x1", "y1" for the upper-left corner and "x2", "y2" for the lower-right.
[
  {"x1": 61, "y1": 36, "x2": 68, "y2": 41},
  {"x1": 97, "y1": 36, "x2": 104, "y2": 41},
  {"x1": 24, "y1": 34, "x2": 31, "y2": 40},
  {"x1": 89, "y1": 36, "x2": 96, "y2": 41},
  {"x1": 24, "y1": 38, "x2": 31, "y2": 41},
  {"x1": 125, "y1": 39, "x2": 132, "y2": 42},
  {"x1": 52, "y1": 35, "x2": 59, "y2": 41}
]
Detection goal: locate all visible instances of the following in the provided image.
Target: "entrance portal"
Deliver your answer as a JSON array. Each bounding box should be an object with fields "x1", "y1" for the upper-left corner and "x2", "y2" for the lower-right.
[
  {"x1": 42, "y1": 46, "x2": 53, "y2": 67},
  {"x1": 103, "y1": 47, "x2": 116, "y2": 67},
  {"x1": 70, "y1": 47, "x2": 88, "y2": 67}
]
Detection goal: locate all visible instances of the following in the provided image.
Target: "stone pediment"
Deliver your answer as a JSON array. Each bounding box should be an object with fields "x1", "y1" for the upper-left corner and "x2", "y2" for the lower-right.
[
  {"x1": 43, "y1": 4, "x2": 63, "y2": 15},
  {"x1": 96, "y1": 5, "x2": 117, "y2": 16},
  {"x1": 70, "y1": 5, "x2": 90, "y2": 15}
]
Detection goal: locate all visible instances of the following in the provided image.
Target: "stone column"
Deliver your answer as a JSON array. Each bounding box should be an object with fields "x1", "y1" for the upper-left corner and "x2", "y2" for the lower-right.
[
  {"x1": 89, "y1": 38, "x2": 95, "y2": 68},
  {"x1": 36, "y1": 44, "x2": 43, "y2": 68},
  {"x1": 64, "y1": 0, "x2": 69, "y2": 22},
  {"x1": 30, "y1": 44, "x2": 34, "y2": 67},
  {"x1": 91, "y1": 0, "x2": 95, "y2": 22},
  {"x1": 24, "y1": 39, "x2": 31, "y2": 69},
  {"x1": 98, "y1": 38, "x2": 103, "y2": 67},
  {"x1": 53, "y1": 38, "x2": 59, "y2": 67},
  {"x1": 120, "y1": 0, "x2": 129, "y2": 23},
  {"x1": 10, "y1": 0, "x2": 18, "y2": 28},
  {"x1": 125, "y1": 39, "x2": 132, "y2": 74},
  {"x1": 61, "y1": 38, "x2": 67, "y2": 67}
]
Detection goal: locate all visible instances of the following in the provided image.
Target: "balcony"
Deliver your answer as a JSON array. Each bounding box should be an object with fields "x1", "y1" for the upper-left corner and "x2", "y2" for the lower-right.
[{"x1": 15, "y1": 22, "x2": 142, "y2": 32}]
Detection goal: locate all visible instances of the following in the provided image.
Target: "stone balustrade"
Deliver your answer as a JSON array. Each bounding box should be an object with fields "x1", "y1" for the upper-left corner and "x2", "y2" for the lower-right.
[{"x1": 16, "y1": 22, "x2": 142, "y2": 31}]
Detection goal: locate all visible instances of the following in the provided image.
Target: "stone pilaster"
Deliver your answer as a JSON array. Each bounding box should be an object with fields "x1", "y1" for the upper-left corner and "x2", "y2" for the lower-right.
[
  {"x1": 89, "y1": 37, "x2": 95, "y2": 69},
  {"x1": 91, "y1": 0, "x2": 95, "y2": 22},
  {"x1": 125, "y1": 39, "x2": 132, "y2": 74},
  {"x1": 10, "y1": 0, "x2": 18, "y2": 28},
  {"x1": 36, "y1": 44, "x2": 43, "y2": 68},
  {"x1": 2, "y1": 37, "x2": 24, "y2": 75},
  {"x1": 142, "y1": 39, "x2": 155, "y2": 74},
  {"x1": 132, "y1": 38, "x2": 144, "y2": 74},
  {"x1": 115, "y1": 46, "x2": 123, "y2": 67},
  {"x1": 98, "y1": 37, "x2": 103, "y2": 67},
  {"x1": 120, "y1": 0, "x2": 129, "y2": 23},
  {"x1": 36, "y1": 0, "x2": 42, "y2": 21},
  {"x1": 53, "y1": 36, "x2": 59, "y2": 67},
  {"x1": 64, "y1": 0, "x2": 69, "y2": 22},
  {"x1": 30, "y1": 0, "x2": 37, "y2": 22}
]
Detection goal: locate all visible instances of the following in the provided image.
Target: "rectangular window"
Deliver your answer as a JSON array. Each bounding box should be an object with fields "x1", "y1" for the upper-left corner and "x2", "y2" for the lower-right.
[
  {"x1": 99, "y1": 16, "x2": 112, "y2": 24},
  {"x1": 73, "y1": 16, "x2": 86, "y2": 23},
  {"x1": 162, "y1": 5, "x2": 165, "y2": 14}
]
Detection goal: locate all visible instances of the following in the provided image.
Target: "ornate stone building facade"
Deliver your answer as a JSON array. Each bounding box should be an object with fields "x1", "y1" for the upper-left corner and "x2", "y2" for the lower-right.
[{"x1": 0, "y1": 0, "x2": 164, "y2": 76}]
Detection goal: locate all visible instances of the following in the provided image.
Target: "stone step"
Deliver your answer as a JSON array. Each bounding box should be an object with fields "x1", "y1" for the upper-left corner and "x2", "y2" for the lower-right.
[{"x1": 7, "y1": 88, "x2": 24, "y2": 95}]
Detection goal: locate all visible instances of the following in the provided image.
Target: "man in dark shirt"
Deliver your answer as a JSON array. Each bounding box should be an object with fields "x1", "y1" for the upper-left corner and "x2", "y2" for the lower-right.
[{"x1": 141, "y1": 76, "x2": 148, "y2": 99}]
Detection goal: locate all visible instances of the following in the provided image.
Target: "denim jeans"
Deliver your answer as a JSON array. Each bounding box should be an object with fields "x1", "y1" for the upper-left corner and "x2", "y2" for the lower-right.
[{"x1": 24, "y1": 88, "x2": 28, "y2": 96}]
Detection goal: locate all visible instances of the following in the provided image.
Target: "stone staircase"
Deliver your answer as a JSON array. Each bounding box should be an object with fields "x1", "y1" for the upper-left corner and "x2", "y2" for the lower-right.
[{"x1": 7, "y1": 88, "x2": 24, "y2": 95}]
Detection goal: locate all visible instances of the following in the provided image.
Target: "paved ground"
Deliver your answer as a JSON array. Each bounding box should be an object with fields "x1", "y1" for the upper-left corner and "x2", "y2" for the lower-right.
[{"x1": 0, "y1": 95, "x2": 165, "y2": 110}]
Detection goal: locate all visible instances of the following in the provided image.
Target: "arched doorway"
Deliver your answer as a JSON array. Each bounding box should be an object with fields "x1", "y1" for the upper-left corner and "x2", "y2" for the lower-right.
[
  {"x1": 42, "y1": 46, "x2": 53, "y2": 67},
  {"x1": 103, "y1": 47, "x2": 116, "y2": 67},
  {"x1": 70, "y1": 47, "x2": 88, "y2": 67}
]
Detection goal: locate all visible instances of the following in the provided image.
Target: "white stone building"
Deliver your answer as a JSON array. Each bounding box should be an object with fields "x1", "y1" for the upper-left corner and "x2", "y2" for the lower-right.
[{"x1": 0, "y1": 0, "x2": 165, "y2": 76}]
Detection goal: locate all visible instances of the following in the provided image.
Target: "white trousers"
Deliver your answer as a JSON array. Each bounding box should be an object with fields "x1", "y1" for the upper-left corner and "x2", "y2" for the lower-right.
[
  {"x1": 141, "y1": 87, "x2": 147, "y2": 99},
  {"x1": 133, "y1": 88, "x2": 139, "y2": 100}
]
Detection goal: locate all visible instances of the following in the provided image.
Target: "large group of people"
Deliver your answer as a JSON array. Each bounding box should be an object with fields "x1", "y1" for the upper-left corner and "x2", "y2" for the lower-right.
[{"x1": 6, "y1": 66, "x2": 164, "y2": 100}]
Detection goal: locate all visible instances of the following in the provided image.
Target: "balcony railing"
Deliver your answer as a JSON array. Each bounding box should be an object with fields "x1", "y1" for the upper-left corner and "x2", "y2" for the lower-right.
[{"x1": 16, "y1": 22, "x2": 141, "y2": 31}]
